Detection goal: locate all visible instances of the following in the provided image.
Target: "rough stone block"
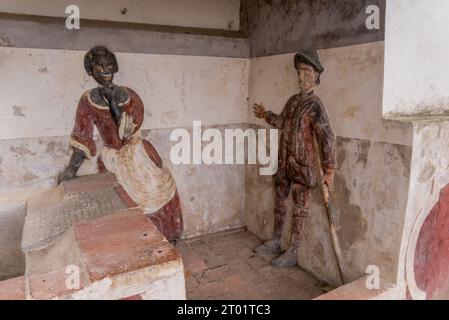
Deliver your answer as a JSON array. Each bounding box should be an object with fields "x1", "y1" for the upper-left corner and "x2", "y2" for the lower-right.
[{"x1": 75, "y1": 208, "x2": 180, "y2": 282}]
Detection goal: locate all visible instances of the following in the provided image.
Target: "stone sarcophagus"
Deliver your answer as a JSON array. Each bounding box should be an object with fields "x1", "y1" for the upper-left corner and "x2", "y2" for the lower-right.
[{"x1": 0, "y1": 173, "x2": 186, "y2": 300}]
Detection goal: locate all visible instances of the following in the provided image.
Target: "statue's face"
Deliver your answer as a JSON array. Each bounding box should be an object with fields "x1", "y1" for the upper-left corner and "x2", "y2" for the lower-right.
[
  {"x1": 297, "y1": 63, "x2": 318, "y2": 93},
  {"x1": 91, "y1": 56, "x2": 116, "y2": 86}
]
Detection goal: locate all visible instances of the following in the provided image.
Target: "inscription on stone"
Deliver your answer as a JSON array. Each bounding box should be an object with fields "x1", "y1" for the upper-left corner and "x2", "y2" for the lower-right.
[{"x1": 22, "y1": 188, "x2": 127, "y2": 252}]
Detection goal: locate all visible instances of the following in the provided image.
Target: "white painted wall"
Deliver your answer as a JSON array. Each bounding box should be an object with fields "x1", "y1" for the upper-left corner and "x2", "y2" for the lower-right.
[
  {"x1": 383, "y1": 0, "x2": 449, "y2": 117},
  {"x1": 0, "y1": 47, "x2": 249, "y2": 140},
  {"x1": 249, "y1": 42, "x2": 413, "y2": 146},
  {"x1": 0, "y1": 0, "x2": 241, "y2": 31}
]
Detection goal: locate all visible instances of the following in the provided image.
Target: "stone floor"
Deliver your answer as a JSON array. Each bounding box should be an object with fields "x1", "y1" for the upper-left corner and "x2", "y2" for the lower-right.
[{"x1": 175, "y1": 229, "x2": 327, "y2": 300}]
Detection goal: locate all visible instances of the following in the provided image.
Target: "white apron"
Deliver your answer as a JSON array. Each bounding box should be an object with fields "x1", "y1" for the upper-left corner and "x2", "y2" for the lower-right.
[{"x1": 101, "y1": 135, "x2": 177, "y2": 213}]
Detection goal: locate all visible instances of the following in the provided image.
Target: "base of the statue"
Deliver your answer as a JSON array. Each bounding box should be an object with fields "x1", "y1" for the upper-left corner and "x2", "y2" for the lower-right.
[{"x1": 0, "y1": 173, "x2": 186, "y2": 300}]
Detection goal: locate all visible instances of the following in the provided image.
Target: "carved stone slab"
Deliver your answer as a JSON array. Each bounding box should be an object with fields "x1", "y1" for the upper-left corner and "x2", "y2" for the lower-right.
[{"x1": 22, "y1": 174, "x2": 128, "y2": 253}]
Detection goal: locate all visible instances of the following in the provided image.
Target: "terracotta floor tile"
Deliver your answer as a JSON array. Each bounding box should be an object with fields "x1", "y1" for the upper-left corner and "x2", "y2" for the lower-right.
[
  {"x1": 177, "y1": 230, "x2": 325, "y2": 300},
  {"x1": 199, "y1": 265, "x2": 235, "y2": 284},
  {"x1": 189, "y1": 280, "x2": 228, "y2": 300},
  {"x1": 246, "y1": 255, "x2": 270, "y2": 269},
  {"x1": 228, "y1": 260, "x2": 266, "y2": 284},
  {"x1": 179, "y1": 248, "x2": 208, "y2": 274},
  {"x1": 222, "y1": 275, "x2": 265, "y2": 300}
]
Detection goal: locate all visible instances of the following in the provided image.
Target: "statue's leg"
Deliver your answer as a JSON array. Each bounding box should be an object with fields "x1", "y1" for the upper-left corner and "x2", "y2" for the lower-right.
[
  {"x1": 271, "y1": 184, "x2": 311, "y2": 268},
  {"x1": 290, "y1": 184, "x2": 311, "y2": 250},
  {"x1": 254, "y1": 176, "x2": 291, "y2": 255},
  {"x1": 273, "y1": 176, "x2": 292, "y2": 239},
  {"x1": 148, "y1": 192, "x2": 184, "y2": 241}
]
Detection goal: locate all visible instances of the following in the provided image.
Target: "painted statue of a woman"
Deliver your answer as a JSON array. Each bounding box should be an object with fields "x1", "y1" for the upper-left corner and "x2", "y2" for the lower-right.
[{"x1": 58, "y1": 46, "x2": 183, "y2": 241}]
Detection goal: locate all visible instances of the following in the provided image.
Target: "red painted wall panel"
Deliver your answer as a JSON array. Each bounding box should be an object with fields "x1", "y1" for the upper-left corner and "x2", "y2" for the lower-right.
[{"x1": 414, "y1": 185, "x2": 449, "y2": 300}]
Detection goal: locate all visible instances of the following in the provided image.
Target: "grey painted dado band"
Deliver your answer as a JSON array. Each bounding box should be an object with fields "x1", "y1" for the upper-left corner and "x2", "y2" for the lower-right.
[{"x1": 0, "y1": 13, "x2": 250, "y2": 58}]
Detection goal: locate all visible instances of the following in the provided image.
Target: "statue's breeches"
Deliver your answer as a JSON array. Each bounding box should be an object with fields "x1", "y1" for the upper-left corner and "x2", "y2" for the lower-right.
[{"x1": 273, "y1": 176, "x2": 312, "y2": 248}]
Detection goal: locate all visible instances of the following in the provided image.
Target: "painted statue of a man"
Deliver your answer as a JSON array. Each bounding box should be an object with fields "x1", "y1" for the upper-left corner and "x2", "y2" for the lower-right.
[
  {"x1": 253, "y1": 51, "x2": 336, "y2": 267},
  {"x1": 58, "y1": 46, "x2": 183, "y2": 241}
]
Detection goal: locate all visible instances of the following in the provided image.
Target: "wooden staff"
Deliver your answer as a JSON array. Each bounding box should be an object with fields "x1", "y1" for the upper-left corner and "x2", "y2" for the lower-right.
[{"x1": 314, "y1": 136, "x2": 346, "y2": 286}]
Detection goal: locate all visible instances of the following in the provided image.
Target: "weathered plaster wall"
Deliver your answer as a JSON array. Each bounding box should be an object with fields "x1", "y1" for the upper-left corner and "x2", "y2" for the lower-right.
[
  {"x1": 246, "y1": 42, "x2": 412, "y2": 286},
  {"x1": 0, "y1": 47, "x2": 249, "y2": 140},
  {"x1": 383, "y1": 0, "x2": 449, "y2": 117},
  {"x1": 142, "y1": 126, "x2": 247, "y2": 238},
  {"x1": 243, "y1": 0, "x2": 385, "y2": 57},
  {"x1": 0, "y1": 0, "x2": 241, "y2": 31}
]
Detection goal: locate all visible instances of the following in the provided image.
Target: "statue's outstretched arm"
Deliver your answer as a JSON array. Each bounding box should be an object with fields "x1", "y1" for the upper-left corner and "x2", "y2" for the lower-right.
[{"x1": 58, "y1": 147, "x2": 86, "y2": 184}]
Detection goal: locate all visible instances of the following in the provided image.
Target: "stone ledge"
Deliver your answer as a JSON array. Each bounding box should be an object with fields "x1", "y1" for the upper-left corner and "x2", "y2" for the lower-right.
[
  {"x1": 24, "y1": 209, "x2": 184, "y2": 300},
  {"x1": 383, "y1": 114, "x2": 449, "y2": 123},
  {"x1": 314, "y1": 276, "x2": 402, "y2": 300}
]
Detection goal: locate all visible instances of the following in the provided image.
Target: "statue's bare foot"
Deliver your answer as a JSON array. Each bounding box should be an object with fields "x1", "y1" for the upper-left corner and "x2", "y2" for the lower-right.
[
  {"x1": 271, "y1": 247, "x2": 297, "y2": 268},
  {"x1": 254, "y1": 238, "x2": 282, "y2": 255}
]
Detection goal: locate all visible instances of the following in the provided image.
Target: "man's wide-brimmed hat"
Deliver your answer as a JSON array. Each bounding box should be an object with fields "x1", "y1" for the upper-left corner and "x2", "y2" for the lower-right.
[{"x1": 294, "y1": 50, "x2": 324, "y2": 74}]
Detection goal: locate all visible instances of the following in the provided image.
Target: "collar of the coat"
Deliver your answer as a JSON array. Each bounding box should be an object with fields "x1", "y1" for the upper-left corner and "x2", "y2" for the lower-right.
[
  {"x1": 86, "y1": 86, "x2": 131, "y2": 110},
  {"x1": 297, "y1": 91, "x2": 314, "y2": 101}
]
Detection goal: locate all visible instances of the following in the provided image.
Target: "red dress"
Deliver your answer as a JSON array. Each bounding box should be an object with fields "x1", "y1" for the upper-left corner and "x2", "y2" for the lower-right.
[{"x1": 70, "y1": 86, "x2": 183, "y2": 240}]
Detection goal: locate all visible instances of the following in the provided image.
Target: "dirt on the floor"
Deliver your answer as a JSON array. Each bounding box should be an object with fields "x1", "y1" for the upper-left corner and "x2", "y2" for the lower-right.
[{"x1": 176, "y1": 229, "x2": 327, "y2": 300}]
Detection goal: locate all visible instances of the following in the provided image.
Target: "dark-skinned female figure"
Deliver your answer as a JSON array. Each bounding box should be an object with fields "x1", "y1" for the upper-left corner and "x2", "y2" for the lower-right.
[{"x1": 59, "y1": 46, "x2": 183, "y2": 241}]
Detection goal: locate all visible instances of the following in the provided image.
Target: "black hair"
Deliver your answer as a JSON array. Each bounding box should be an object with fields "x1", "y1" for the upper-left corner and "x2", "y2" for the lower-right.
[{"x1": 84, "y1": 46, "x2": 118, "y2": 76}]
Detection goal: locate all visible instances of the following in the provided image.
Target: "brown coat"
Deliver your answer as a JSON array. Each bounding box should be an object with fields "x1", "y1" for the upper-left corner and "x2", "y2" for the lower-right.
[{"x1": 266, "y1": 92, "x2": 336, "y2": 188}]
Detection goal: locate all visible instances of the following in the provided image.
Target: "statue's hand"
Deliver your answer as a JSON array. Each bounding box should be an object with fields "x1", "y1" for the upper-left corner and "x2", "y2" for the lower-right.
[
  {"x1": 253, "y1": 103, "x2": 267, "y2": 119},
  {"x1": 118, "y1": 114, "x2": 135, "y2": 141},
  {"x1": 58, "y1": 167, "x2": 76, "y2": 184}
]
